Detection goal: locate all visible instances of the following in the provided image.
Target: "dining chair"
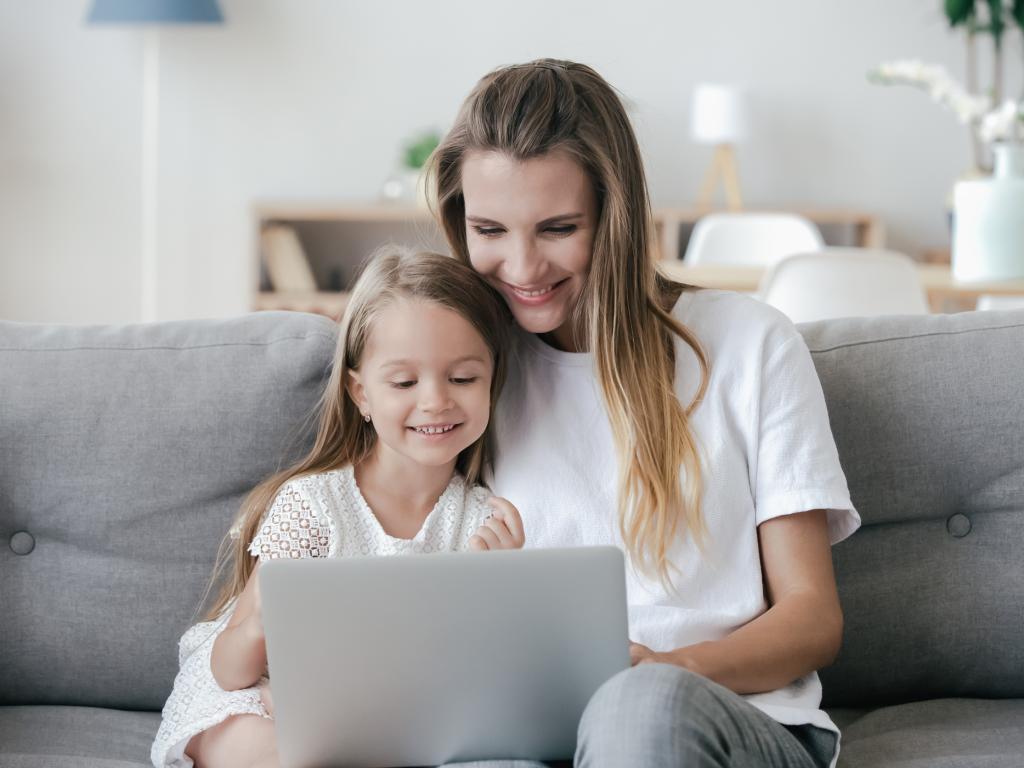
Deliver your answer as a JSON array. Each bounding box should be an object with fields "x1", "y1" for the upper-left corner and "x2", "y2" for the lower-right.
[
  {"x1": 683, "y1": 212, "x2": 825, "y2": 266},
  {"x1": 975, "y1": 295, "x2": 1024, "y2": 311},
  {"x1": 758, "y1": 248, "x2": 930, "y2": 323}
]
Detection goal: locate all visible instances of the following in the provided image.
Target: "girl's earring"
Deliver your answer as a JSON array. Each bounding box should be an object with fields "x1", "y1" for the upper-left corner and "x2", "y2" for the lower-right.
[{"x1": 363, "y1": 413, "x2": 371, "y2": 423}]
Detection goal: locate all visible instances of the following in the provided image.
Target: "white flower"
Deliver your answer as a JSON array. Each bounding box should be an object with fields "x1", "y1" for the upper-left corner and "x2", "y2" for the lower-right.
[
  {"x1": 979, "y1": 99, "x2": 1024, "y2": 143},
  {"x1": 870, "y1": 59, "x2": 991, "y2": 123}
]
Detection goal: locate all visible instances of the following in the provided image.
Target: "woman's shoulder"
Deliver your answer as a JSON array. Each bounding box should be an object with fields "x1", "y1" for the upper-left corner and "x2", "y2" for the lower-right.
[{"x1": 670, "y1": 287, "x2": 803, "y2": 360}]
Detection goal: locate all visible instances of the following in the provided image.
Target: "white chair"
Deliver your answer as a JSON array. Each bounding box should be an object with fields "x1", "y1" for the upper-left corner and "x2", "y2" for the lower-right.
[
  {"x1": 683, "y1": 212, "x2": 825, "y2": 266},
  {"x1": 759, "y1": 249, "x2": 930, "y2": 324},
  {"x1": 976, "y1": 295, "x2": 1024, "y2": 311}
]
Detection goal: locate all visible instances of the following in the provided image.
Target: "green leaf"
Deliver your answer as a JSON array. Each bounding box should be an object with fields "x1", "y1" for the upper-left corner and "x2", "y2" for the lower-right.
[
  {"x1": 987, "y1": 0, "x2": 1005, "y2": 40},
  {"x1": 1011, "y1": 0, "x2": 1024, "y2": 27},
  {"x1": 403, "y1": 132, "x2": 441, "y2": 170},
  {"x1": 944, "y1": 0, "x2": 976, "y2": 26}
]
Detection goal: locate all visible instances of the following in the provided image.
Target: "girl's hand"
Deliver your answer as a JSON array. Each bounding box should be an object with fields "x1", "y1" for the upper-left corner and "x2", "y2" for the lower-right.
[
  {"x1": 258, "y1": 676, "x2": 275, "y2": 718},
  {"x1": 469, "y1": 497, "x2": 525, "y2": 551}
]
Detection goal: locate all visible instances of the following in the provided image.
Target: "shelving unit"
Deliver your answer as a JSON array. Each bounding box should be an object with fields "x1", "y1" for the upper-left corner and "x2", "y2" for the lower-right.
[{"x1": 253, "y1": 201, "x2": 886, "y2": 319}]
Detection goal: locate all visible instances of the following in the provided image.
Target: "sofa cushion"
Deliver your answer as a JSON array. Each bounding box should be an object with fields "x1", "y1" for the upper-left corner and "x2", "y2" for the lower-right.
[
  {"x1": 799, "y1": 310, "x2": 1024, "y2": 707},
  {"x1": 835, "y1": 698, "x2": 1024, "y2": 767},
  {"x1": 0, "y1": 705, "x2": 158, "y2": 766},
  {"x1": 0, "y1": 313, "x2": 337, "y2": 711}
]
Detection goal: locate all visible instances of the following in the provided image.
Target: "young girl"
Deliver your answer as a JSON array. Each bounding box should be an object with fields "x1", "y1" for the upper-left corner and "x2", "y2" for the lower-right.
[
  {"x1": 427, "y1": 60, "x2": 861, "y2": 768},
  {"x1": 151, "y1": 247, "x2": 525, "y2": 768}
]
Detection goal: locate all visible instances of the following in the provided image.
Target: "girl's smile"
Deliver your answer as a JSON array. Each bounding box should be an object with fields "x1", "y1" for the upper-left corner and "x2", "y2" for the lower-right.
[{"x1": 347, "y1": 297, "x2": 493, "y2": 472}]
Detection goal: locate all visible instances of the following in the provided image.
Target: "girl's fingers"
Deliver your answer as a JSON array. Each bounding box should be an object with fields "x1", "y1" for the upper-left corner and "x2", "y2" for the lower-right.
[
  {"x1": 468, "y1": 534, "x2": 489, "y2": 551},
  {"x1": 473, "y1": 525, "x2": 502, "y2": 551},
  {"x1": 488, "y1": 497, "x2": 525, "y2": 546},
  {"x1": 481, "y1": 516, "x2": 515, "y2": 549}
]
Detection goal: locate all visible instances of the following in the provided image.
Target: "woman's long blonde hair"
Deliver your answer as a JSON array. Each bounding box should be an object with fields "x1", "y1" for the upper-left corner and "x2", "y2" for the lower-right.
[
  {"x1": 200, "y1": 247, "x2": 510, "y2": 621},
  {"x1": 427, "y1": 59, "x2": 710, "y2": 586}
]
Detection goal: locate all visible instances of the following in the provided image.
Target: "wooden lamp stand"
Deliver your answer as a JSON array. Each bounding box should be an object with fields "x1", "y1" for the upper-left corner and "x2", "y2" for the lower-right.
[{"x1": 696, "y1": 143, "x2": 743, "y2": 211}]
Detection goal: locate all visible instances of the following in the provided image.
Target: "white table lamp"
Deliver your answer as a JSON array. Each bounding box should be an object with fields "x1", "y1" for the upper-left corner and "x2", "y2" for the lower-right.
[{"x1": 691, "y1": 84, "x2": 748, "y2": 210}]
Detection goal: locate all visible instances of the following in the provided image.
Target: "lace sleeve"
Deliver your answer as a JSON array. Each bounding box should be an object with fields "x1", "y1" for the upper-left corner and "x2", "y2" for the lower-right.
[{"x1": 247, "y1": 480, "x2": 331, "y2": 561}]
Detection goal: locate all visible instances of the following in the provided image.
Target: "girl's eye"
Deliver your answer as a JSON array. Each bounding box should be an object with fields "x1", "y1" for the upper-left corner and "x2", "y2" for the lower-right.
[
  {"x1": 472, "y1": 226, "x2": 504, "y2": 238},
  {"x1": 450, "y1": 377, "x2": 478, "y2": 385},
  {"x1": 390, "y1": 381, "x2": 416, "y2": 389},
  {"x1": 546, "y1": 225, "x2": 577, "y2": 236}
]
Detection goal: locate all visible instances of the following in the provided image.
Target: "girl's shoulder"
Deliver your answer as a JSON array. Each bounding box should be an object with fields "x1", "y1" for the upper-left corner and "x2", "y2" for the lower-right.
[
  {"x1": 248, "y1": 468, "x2": 351, "y2": 561},
  {"x1": 277, "y1": 465, "x2": 351, "y2": 495}
]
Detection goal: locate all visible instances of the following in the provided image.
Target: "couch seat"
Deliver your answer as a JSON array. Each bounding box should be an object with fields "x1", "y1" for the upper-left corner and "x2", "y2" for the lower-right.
[
  {"x1": 0, "y1": 705, "x2": 158, "y2": 767},
  {"x1": 835, "y1": 698, "x2": 1024, "y2": 767}
]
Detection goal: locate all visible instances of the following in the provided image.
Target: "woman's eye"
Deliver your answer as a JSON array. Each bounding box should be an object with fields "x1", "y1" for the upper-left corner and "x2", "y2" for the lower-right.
[
  {"x1": 450, "y1": 377, "x2": 478, "y2": 385},
  {"x1": 390, "y1": 381, "x2": 416, "y2": 389},
  {"x1": 472, "y1": 226, "x2": 504, "y2": 238},
  {"x1": 545, "y1": 225, "x2": 577, "y2": 236}
]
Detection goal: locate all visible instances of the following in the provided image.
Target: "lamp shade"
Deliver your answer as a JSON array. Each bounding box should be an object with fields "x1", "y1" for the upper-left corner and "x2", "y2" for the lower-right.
[
  {"x1": 690, "y1": 84, "x2": 748, "y2": 145},
  {"x1": 87, "y1": 0, "x2": 223, "y2": 24}
]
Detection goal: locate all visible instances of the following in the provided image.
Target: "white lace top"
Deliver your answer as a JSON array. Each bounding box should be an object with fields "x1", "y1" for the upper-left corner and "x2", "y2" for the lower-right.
[
  {"x1": 248, "y1": 465, "x2": 493, "y2": 559},
  {"x1": 151, "y1": 466, "x2": 493, "y2": 768}
]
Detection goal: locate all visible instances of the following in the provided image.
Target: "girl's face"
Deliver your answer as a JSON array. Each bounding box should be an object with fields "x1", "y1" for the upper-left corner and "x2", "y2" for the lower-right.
[
  {"x1": 347, "y1": 298, "x2": 493, "y2": 471},
  {"x1": 460, "y1": 149, "x2": 598, "y2": 352}
]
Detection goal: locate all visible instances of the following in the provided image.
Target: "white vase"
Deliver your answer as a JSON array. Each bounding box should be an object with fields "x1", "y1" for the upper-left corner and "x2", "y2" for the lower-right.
[{"x1": 952, "y1": 143, "x2": 1024, "y2": 282}]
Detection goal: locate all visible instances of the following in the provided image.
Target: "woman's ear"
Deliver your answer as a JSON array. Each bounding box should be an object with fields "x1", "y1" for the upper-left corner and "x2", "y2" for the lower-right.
[{"x1": 345, "y1": 369, "x2": 369, "y2": 417}]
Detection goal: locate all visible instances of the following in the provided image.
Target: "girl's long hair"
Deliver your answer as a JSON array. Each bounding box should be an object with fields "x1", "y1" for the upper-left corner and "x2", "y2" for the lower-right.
[
  {"x1": 201, "y1": 247, "x2": 510, "y2": 620},
  {"x1": 427, "y1": 59, "x2": 710, "y2": 586}
]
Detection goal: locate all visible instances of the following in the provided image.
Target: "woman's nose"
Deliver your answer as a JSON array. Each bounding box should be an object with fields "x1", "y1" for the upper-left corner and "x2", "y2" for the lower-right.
[{"x1": 503, "y1": 235, "x2": 546, "y2": 285}]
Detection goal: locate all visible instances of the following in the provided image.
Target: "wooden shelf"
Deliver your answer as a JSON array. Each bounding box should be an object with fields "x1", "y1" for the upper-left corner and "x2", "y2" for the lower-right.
[
  {"x1": 253, "y1": 201, "x2": 886, "y2": 318},
  {"x1": 254, "y1": 291, "x2": 348, "y2": 321}
]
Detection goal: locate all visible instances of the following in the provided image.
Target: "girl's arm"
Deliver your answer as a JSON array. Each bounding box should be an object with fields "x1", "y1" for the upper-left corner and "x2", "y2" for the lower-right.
[
  {"x1": 631, "y1": 509, "x2": 843, "y2": 695},
  {"x1": 211, "y1": 561, "x2": 269, "y2": 691}
]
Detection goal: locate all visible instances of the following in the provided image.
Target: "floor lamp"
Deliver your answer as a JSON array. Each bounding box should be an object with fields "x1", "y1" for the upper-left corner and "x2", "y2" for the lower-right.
[
  {"x1": 691, "y1": 84, "x2": 748, "y2": 211},
  {"x1": 87, "y1": 0, "x2": 224, "y2": 323}
]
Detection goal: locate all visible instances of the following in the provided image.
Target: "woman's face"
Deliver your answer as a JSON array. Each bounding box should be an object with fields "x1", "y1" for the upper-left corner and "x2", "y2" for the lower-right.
[{"x1": 460, "y1": 149, "x2": 598, "y2": 352}]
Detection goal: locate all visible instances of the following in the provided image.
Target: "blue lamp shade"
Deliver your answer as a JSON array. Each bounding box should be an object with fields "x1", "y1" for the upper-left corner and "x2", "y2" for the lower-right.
[{"x1": 87, "y1": 0, "x2": 223, "y2": 24}]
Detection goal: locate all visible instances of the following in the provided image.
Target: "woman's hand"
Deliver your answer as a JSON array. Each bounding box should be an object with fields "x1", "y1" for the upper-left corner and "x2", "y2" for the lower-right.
[
  {"x1": 630, "y1": 641, "x2": 708, "y2": 677},
  {"x1": 469, "y1": 497, "x2": 525, "y2": 551}
]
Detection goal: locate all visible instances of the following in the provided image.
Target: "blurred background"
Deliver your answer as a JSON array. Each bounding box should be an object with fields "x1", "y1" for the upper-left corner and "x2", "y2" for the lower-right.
[{"x1": 1, "y1": 0, "x2": 1020, "y2": 325}]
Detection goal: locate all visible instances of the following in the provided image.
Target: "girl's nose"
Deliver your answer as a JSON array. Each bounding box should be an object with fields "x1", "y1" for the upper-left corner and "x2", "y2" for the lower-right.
[{"x1": 418, "y1": 380, "x2": 454, "y2": 414}]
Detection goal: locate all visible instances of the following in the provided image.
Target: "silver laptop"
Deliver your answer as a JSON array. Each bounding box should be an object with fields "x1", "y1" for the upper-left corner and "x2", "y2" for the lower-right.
[{"x1": 260, "y1": 546, "x2": 629, "y2": 768}]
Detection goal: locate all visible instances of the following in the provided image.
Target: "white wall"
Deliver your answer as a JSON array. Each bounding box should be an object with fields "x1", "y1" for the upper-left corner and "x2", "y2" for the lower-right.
[{"x1": 1, "y1": 0, "x2": 1019, "y2": 323}]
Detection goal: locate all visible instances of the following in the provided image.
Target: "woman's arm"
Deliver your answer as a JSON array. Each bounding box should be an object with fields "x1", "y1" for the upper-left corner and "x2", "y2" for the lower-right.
[
  {"x1": 631, "y1": 509, "x2": 843, "y2": 695},
  {"x1": 210, "y1": 561, "x2": 269, "y2": 691}
]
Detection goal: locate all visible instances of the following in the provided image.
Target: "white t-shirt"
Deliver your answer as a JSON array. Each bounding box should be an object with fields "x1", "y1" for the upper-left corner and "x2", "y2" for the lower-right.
[{"x1": 488, "y1": 288, "x2": 860, "y2": 768}]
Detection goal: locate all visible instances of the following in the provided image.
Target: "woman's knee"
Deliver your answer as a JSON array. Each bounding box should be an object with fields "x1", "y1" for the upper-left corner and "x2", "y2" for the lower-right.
[
  {"x1": 185, "y1": 713, "x2": 278, "y2": 768},
  {"x1": 577, "y1": 663, "x2": 726, "y2": 766},
  {"x1": 583, "y1": 663, "x2": 708, "y2": 722}
]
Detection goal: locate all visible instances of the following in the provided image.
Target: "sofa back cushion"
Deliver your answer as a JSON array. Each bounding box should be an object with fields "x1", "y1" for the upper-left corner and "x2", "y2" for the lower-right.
[
  {"x1": 0, "y1": 313, "x2": 336, "y2": 710},
  {"x1": 802, "y1": 310, "x2": 1024, "y2": 707}
]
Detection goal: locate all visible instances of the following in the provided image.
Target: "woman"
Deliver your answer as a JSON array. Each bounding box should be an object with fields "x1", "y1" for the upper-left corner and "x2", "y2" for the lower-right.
[{"x1": 427, "y1": 59, "x2": 860, "y2": 768}]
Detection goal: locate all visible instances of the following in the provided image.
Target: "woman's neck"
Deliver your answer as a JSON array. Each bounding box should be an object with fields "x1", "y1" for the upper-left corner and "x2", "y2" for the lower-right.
[{"x1": 543, "y1": 321, "x2": 586, "y2": 353}]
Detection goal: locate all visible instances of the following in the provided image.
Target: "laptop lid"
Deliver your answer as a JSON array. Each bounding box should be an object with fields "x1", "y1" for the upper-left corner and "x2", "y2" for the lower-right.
[{"x1": 261, "y1": 546, "x2": 629, "y2": 768}]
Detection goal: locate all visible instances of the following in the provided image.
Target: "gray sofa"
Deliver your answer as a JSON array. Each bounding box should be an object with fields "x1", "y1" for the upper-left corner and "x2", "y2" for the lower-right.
[{"x1": 1, "y1": 308, "x2": 1022, "y2": 767}]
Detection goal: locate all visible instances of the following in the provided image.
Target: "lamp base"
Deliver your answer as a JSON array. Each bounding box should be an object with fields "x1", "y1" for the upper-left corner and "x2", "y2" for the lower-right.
[{"x1": 696, "y1": 144, "x2": 743, "y2": 211}]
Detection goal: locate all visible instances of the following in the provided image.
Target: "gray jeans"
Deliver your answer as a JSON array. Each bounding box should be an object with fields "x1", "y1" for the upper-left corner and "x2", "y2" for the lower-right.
[{"x1": 443, "y1": 663, "x2": 838, "y2": 768}]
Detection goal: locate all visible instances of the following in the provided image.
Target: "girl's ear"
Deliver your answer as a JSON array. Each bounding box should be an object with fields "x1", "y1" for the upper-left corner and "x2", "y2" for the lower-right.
[{"x1": 345, "y1": 369, "x2": 368, "y2": 416}]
